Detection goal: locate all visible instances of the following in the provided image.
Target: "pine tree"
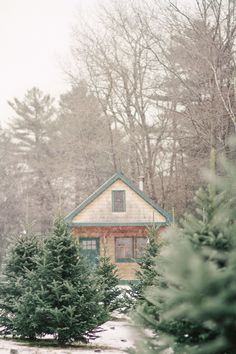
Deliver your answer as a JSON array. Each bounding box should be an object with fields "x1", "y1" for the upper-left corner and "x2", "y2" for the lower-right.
[
  {"x1": 121, "y1": 226, "x2": 160, "y2": 313},
  {"x1": 135, "y1": 226, "x2": 161, "y2": 299},
  {"x1": 11, "y1": 220, "x2": 108, "y2": 343},
  {"x1": 96, "y1": 253, "x2": 121, "y2": 312},
  {"x1": 9, "y1": 87, "x2": 57, "y2": 233},
  {"x1": 57, "y1": 82, "x2": 121, "y2": 204},
  {"x1": 0, "y1": 128, "x2": 24, "y2": 268},
  {"x1": 0, "y1": 233, "x2": 41, "y2": 335},
  {"x1": 181, "y1": 187, "x2": 232, "y2": 266},
  {"x1": 136, "y1": 154, "x2": 236, "y2": 354}
]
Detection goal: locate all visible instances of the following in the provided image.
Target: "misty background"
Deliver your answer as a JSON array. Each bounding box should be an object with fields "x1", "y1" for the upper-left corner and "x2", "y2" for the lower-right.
[
  {"x1": 0, "y1": 0, "x2": 100, "y2": 124},
  {"x1": 1, "y1": 0, "x2": 235, "y2": 266}
]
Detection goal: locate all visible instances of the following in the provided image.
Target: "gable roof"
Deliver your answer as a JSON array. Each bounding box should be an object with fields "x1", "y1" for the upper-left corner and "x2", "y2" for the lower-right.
[{"x1": 65, "y1": 172, "x2": 173, "y2": 224}]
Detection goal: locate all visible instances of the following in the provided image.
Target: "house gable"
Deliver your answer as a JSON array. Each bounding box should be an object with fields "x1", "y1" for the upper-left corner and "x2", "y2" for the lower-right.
[{"x1": 65, "y1": 173, "x2": 172, "y2": 226}]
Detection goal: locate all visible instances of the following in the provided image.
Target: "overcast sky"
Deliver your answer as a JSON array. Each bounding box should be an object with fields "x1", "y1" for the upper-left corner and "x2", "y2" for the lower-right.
[{"x1": 0, "y1": 0, "x2": 101, "y2": 127}]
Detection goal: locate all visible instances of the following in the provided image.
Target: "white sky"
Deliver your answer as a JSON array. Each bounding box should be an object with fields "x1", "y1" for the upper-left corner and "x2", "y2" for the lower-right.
[{"x1": 0, "y1": 0, "x2": 100, "y2": 127}]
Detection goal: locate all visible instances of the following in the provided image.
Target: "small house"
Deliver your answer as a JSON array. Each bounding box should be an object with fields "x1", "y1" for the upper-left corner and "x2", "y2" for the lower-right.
[{"x1": 65, "y1": 173, "x2": 172, "y2": 282}]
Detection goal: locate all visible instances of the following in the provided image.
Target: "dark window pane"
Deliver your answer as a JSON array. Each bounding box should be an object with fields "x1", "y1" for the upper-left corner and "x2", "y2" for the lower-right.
[
  {"x1": 134, "y1": 237, "x2": 147, "y2": 258},
  {"x1": 112, "y1": 190, "x2": 126, "y2": 212},
  {"x1": 115, "y1": 237, "x2": 133, "y2": 259}
]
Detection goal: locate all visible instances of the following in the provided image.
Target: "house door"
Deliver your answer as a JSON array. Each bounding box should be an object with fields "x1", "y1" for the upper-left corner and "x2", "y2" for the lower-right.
[{"x1": 80, "y1": 238, "x2": 100, "y2": 266}]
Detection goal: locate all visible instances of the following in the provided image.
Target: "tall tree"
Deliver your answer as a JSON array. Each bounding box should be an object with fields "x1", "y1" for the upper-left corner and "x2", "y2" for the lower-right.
[
  {"x1": 57, "y1": 82, "x2": 125, "y2": 208},
  {"x1": 72, "y1": 0, "x2": 236, "y2": 215},
  {"x1": 9, "y1": 87, "x2": 57, "y2": 233},
  {"x1": 143, "y1": 0, "x2": 236, "y2": 211},
  {"x1": 0, "y1": 128, "x2": 23, "y2": 266},
  {"x1": 73, "y1": 4, "x2": 169, "y2": 201}
]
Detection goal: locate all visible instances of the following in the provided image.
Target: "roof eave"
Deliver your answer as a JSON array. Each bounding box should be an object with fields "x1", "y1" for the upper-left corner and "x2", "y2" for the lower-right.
[
  {"x1": 70, "y1": 221, "x2": 169, "y2": 227},
  {"x1": 65, "y1": 172, "x2": 173, "y2": 223}
]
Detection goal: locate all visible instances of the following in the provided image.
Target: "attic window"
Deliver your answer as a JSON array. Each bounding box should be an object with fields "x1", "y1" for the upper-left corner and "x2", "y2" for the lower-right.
[{"x1": 112, "y1": 190, "x2": 126, "y2": 212}]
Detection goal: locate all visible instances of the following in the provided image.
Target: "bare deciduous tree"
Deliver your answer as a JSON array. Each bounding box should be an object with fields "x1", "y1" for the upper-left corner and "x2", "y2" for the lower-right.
[{"x1": 72, "y1": 2, "x2": 170, "y2": 201}]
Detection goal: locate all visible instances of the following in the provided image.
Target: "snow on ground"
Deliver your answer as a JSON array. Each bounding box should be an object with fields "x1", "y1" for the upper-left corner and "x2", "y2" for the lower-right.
[{"x1": 0, "y1": 318, "x2": 136, "y2": 354}]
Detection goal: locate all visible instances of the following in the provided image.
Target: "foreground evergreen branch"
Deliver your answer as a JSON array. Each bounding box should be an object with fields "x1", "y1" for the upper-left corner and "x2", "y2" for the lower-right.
[{"x1": 136, "y1": 148, "x2": 236, "y2": 354}]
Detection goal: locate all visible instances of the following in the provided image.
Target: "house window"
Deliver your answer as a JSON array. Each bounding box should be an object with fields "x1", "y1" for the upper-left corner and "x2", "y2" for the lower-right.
[
  {"x1": 81, "y1": 240, "x2": 97, "y2": 250},
  {"x1": 112, "y1": 190, "x2": 126, "y2": 212},
  {"x1": 115, "y1": 237, "x2": 147, "y2": 262},
  {"x1": 135, "y1": 237, "x2": 147, "y2": 258}
]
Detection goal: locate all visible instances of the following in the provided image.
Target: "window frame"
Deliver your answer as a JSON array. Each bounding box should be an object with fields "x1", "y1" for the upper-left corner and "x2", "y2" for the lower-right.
[
  {"x1": 112, "y1": 190, "x2": 126, "y2": 213},
  {"x1": 81, "y1": 239, "x2": 97, "y2": 250},
  {"x1": 115, "y1": 236, "x2": 147, "y2": 263},
  {"x1": 79, "y1": 237, "x2": 100, "y2": 266}
]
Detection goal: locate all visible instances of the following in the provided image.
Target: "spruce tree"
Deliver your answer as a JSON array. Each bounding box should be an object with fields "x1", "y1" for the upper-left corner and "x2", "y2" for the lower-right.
[
  {"x1": 12, "y1": 220, "x2": 108, "y2": 343},
  {"x1": 136, "y1": 155, "x2": 236, "y2": 354},
  {"x1": 181, "y1": 187, "x2": 232, "y2": 266},
  {"x1": 135, "y1": 226, "x2": 160, "y2": 299},
  {"x1": 0, "y1": 233, "x2": 41, "y2": 335},
  {"x1": 120, "y1": 226, "x2": 160, "y2": 313},
  {"x1": 96, "y1": 253, "x2": 121, "y2": 312}
]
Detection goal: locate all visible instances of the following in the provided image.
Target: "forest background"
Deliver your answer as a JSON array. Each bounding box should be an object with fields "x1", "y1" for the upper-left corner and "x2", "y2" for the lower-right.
[{"x1": 1, "y1": 0, "x2": 236, "y2": 265}]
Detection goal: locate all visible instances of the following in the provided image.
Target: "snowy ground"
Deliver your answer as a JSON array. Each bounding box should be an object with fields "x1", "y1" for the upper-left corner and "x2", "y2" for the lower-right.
[{"x1": 0, "y1": 317, "x2": 136, "y2": 354}]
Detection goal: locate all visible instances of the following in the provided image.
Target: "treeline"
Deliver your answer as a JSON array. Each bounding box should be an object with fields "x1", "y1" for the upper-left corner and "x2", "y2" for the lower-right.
[
  {"x1": 1, "y1": 0, "x2": 236, "y2": 263},
  {"x1": 0, "y1": 84, "x2": 120, "y2": 265}
]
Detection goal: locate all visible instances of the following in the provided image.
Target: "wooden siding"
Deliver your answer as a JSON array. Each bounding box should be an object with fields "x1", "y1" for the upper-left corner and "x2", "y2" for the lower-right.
[
  {"x1": 73, "y1": 225, "x2": 165, "y2": 280},
  {"x1": 72, "y1": 180, "x2": 166, "y2": 224}
]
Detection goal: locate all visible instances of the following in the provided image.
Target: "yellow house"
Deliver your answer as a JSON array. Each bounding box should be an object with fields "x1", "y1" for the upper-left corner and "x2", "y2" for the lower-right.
[{"x1": 65, "y1": 173, "x2": 172, "y2": 282}]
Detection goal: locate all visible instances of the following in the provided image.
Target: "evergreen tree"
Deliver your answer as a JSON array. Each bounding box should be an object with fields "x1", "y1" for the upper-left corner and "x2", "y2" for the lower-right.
[
  {"x1": 0, "y1": 128, "x2": 23, "y2": 267},
  {"x1": 121, "y1": 226, "x2": 160, "y2": 313},
  {"x1": 0, "y1": 233, "x2": 41, "y2": 335},
  {"x1": 136, "y1": 155, "x2": 236, "y2": 354},
  {"x1": 9, "y1": 87, "x2": 57, "y2": 233},
  {"x1": 11, "y1": 220, "x2": 108, "y2": 344},
  {"x1": 96, "y1": 253, "x2": 121, "y2": 311},
  {"x1": 181, "y1": 187, "x2": 232, "y2": 266},
  {"x1": 57, "y1": 82, "x2": 123, "y2": 205},
  {"x1": 135, "y1": 226, "x2": 160, "y2": 299}
]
